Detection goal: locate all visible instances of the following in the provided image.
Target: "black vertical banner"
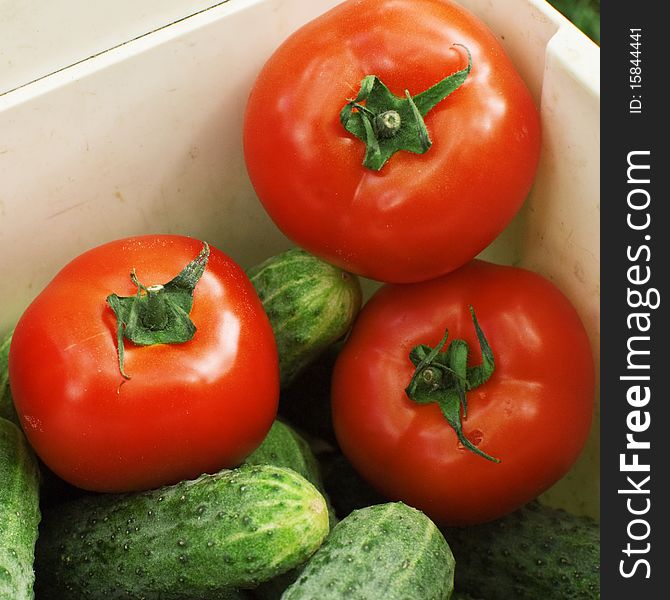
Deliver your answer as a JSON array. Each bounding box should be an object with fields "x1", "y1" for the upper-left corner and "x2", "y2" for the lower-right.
[{"x1": 601, "y1": 3, "x2": 670, "y2": 598}]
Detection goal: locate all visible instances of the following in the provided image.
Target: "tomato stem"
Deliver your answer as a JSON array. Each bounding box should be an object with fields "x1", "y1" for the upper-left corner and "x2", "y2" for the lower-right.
[
  {"x1": 142, "y1": 285, "x2": 169, "y2": 331},
  {"x1": 373, "y1": 110, "x2": 402, "y2": 139},
  {"x1": 106, "y1": 243, "x2": 210, "y2": 379},
  {"x1": 340, "y1": 44, "x2": 472, "y2": 171},
  {"x1": 405, "y1": 306, "x2": 500, "y2": 463}
]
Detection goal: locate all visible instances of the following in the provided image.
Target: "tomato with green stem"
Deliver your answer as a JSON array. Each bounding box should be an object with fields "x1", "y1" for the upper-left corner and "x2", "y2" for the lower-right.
[
  {"x1": 9, "y1": 235, "x2": 279, "y2": 492},
  {"x1": 331, "y1": 260, "x2": 595, "y2": 525},
  {"x1": 244, "y1": 0, "x2": 541, "y2": 283}
]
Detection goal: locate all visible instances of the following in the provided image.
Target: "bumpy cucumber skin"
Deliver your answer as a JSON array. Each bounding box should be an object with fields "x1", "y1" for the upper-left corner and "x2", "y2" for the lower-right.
[
  {"x1": 35, "y1": 465, "x2": 329, "y2": 600},
  {"x1": 0, "y1": 418, "x2": 41, "y2": 600},
  {"x1": 244, "y1": 421, "x2": 336, "y2": 527},
  {"x1": 244, "y1": 421, "x2": 337, "y2": 600},
  {"x1": 0, "y1": 332, "x2": 19, "y2": 426},
  {"x1": 247, "y1": 248, "x2": 362, "y2": 388},
  {"x1": 243, "y1": 421, "x2": 324, "y2": 494},
  {"x1": 443, "y1": 501, "x2": 599, "y2": 600},
  {"x1": 281, "y1": 502, "x2": 454, "y2": 600}
]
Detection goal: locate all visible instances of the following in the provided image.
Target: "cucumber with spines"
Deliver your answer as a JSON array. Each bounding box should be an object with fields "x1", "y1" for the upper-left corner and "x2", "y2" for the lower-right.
[
  {"x1": 280, "y1": 502, "x2": 454, "y2": 600},
  {"x1": 322, "y1": 453, "x2": 599, "y2": 599},
  {"x1": 0, "y1": 332, "x2": 19, "y2": 426},
  {"x1": 35, "y1": 464, "x2": 329, "y2": 599},
  {"x1": 0, "y1": 418, "x2": 41, "y2": 600},
  {"x1": 243, "y1": 421, "x2": 337, "y2": 600},
  {"x1": 442, "y1": 501, "x2": 599, "y2": 600},
  {"x1": 243, "y1": 421, "x2": 324, "y2": 494},
  {"x1": 243, "y1": 420, "x2": 336, "y2": 527},
  {"x1": 247, "y1": 248, "x2": 362, "y2": 388}
]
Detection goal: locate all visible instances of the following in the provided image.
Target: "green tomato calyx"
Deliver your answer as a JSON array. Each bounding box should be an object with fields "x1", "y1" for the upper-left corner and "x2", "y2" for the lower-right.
[
  {"x1": 405, "y1": 306, "x2": 500, "y2": 463},
  {"x1": 340, "y1": 44, "x2": 472, "y2": 171},
  {"x1": 107, "y1": 242, "x2": 210, "y2": 379}
]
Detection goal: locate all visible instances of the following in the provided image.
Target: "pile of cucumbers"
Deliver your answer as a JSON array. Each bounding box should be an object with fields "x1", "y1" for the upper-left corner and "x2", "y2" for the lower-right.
[{"x1": 1, "y1": 248, "x2": 599, "y2": 600}]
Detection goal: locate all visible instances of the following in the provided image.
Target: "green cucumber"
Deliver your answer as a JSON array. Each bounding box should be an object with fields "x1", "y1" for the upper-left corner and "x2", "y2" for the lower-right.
[
  {"x1": 0, "y1": 418, "x2": 41, "y2": 600},
  {"x1": 442, "y1": 501, "x2": 599, "y2": 600},
  {"x1": 281, "y1": 502, "x2": 454, "y2": 600},
  {"x1": 247, "y1": 248, "x2": 362, "y2": 387},
  {"x1": 243, "y1": 421, "x2": 336, "y2": 526},
  {"x1": 243, "y1": 421, "x2": 324, "y2": 494},
  {"x1": 35, "y1": 464, "x2": 329, "y2": 599},
  {"x1": 0, "y1": 332, "x2": 19, "y2": 426},
  {"x1": 243, "y1": 421, "x2": 336, "y2": 600}
]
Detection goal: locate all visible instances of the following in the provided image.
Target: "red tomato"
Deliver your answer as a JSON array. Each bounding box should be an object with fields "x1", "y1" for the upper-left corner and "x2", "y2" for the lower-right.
[
  {"x1": 9, "y1": 235, "x2": 279, "y2": 492},
  {"x1": 331, "y1": 260, "x2": 594, "y2": 525},
  {"x1": 244, "y1": 0, "x2": 541, "y2": 283}
]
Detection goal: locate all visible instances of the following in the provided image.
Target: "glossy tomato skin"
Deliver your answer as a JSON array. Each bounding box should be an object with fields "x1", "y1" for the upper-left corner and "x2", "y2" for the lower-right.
[
  {"x1": 331, "y1": 260, "x2": 594, "y2": 525},
  {"x1": 244, "y1": 0, "x2": 541, "y2": 283},
  {"x1": 9, "y1": 235, "x2": 279, "y2": 492}
]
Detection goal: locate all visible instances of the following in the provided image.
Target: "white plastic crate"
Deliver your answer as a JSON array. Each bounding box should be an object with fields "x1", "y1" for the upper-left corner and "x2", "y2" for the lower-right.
[{"x1": 0, "y1": 0, "x2": 599, "y2": 516}]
